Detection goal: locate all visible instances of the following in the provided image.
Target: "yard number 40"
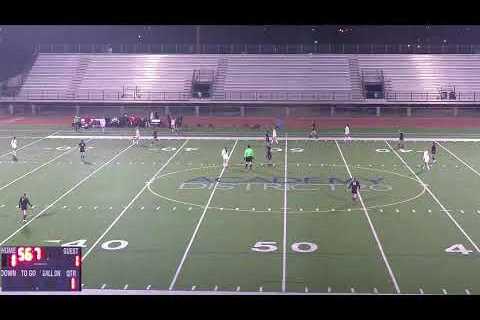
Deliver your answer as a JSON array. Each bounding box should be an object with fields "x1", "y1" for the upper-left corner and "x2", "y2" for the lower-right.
[{"x1": 445, "y1": 244, "x2": 473, "y2": 255}]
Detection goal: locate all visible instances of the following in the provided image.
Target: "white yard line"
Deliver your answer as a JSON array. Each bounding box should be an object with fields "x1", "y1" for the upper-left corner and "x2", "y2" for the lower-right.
[
  {"x1": 436, "y1": 142, "x2": 480, "y2": 177},
  {"x1": 0, "y1": 139, "x2": 90, "y2": 192},
  {"x1": 82, "y1": 140, "x2": 189, "y2": 261},
  {"x1": 45, "y1": 135, "x2": 480, "y2": 142},
  {"x1": 282, "y1": 135, "x2": 288, "y2": 292},
  {"x1": 168, "y1": 139, "x2": 239, "y2": 291},
  {"x1": 0, "y1": 130, "x2": 60, "y2": 159},
  {"x1": 335, "y1": 140, "x2": 401, "y2": 294},
  {"x1": 386, "y1": 140, "x2": 480, "y2": 253},
  {"x1": 0, "y1": 143, "x2": 134, "y2": 247}
]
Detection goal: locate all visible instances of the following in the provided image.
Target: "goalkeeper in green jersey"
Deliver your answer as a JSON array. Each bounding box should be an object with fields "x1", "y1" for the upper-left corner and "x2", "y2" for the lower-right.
[{"x1": 244, "y1": 145, "x2": 254, "y2": 170}]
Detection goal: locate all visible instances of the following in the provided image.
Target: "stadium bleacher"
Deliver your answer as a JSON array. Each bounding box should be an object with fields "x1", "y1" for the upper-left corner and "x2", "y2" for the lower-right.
[{"x1": 15, "y1": 53, "x2": 480, "y2": 102}]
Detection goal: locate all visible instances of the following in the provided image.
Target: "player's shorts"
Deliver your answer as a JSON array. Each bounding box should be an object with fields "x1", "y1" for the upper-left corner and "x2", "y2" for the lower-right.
[
  {"x1": 245, "y1": 156, "x2": 253, "y2": 163},
  {"x1": 20, "y1": 206, "x2": 28, "y2": 211},
  {"x1": 80, "y1": 150, "x2": 85, "y2": 154}
]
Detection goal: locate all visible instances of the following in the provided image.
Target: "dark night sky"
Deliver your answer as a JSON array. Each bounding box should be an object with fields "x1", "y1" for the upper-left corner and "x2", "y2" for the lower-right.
[{"x1": 2, "y1": 25, "x2": 480, "y2": 46}]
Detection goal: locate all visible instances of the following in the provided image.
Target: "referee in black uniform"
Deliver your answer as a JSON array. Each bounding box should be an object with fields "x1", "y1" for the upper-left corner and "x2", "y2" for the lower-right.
[{"x1": 18, "y1": 193, "x2": 32, "y2": 223}]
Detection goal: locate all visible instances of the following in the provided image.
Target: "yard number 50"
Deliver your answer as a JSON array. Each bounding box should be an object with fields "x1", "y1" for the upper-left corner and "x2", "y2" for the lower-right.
[{"x1": 251, "y1": 241, "x2": 318, "y2": 253}]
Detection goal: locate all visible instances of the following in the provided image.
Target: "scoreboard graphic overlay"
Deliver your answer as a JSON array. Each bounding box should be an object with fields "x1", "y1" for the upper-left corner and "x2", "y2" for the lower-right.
[{"x1": 1, "y1": 246, "x2": 82, "y2": 292}]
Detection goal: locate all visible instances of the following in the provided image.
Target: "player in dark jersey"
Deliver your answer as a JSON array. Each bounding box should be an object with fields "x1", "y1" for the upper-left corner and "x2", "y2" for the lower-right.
[
  {"x1": 265, "y1": 139, "x2": 273, "y2": 163},
  {"x1": 152, "y1": 130, "x2": 158, "y2": 144},
  {"x1": 18, "y1": 193, "x2": 32, "y2": 223},
  {"x1": 79, "y1": 139, "x2": 86, "y2": 162},
  {"x1": 265, "y1": 131, "x2": 270, "y2": 144},
  {"x1": 397, "y1": 132, "x2": 405, "y2": 150},
  {"x1": 431, "y1": 141, "x2": 437, "y2": 163},
  {"x1": 309, "y1": 121, "x2": 318, "y2": 139},
  {"x1": 348, "y1": 177, "x2": 361, "y2": 201}
]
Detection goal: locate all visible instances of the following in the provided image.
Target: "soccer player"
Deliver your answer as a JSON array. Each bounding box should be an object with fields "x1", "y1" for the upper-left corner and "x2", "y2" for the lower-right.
[
  {"x1": 423, "y1": 150, "x2": 430, "y2": 171},
  {"x1": 431, "y1": 141, "x2": 437, "y2": 163},
  {"x1": 18, "y1": 193, "x2": 32, "y2": 223},
  {"x1": 132, "y1": 127, "x2": 140, "y2": 145},
  {"x1": 170, "y1": 117, "x2": 176, "y2": 134},
  {"x1": 344, "y1": 124, "x2": 351, "y2": 143},
  {"x1": 266, "y1": 138, "x2": 273, "y2": 163},
  {"x1": 309, "y1": 121, "x2": 318, "y2": 139},
  {"x1": 221, "y1": 147, "x2": 229, "y2": 168},
  {"x1": 265, "y1": 131, "x2": 270, "y2": 144},
  {"x1": 152, "y1": 130, "x2": 158, "y2": 144},
  {"x1": 79, "y1": 139, "x2": 86, "y2": 162},
  {"x1": 244, "y1": 145, "x2": 254, "y2": 170},
  {"x1": 397, "y1": 131, "x2": 405, "y2": 150},
  {"x1": 10, "y1": 136, "x2": 17, "y2": 159},
  {"x1": 348, "y1": 177, "x2": 361, "y2": 201},
  {"x1": 272, "y1": 127, "x2": 278, "y2": 144}
]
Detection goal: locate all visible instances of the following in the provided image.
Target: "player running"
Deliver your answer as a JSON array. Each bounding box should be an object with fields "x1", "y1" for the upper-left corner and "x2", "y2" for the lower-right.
[
  {"x1": 244, "y1": 145, "x2": 254, "y2": 170},
  {"x1": 221, "y1": 147, "x2": 229, "y2": 168},
  {"x1": 397, "y1": 131, "x2": 405, "y2": 150},
  {"x1": 18, "y1": 193, "x2": 32, "y2": 223},
  {"x1": 79, "y1": 139, "x2": 86, "y2": 162},
  {"x1": 10, "y1": 136, "x2": 17, "y2": 159},
  {"x1": 423, "y1": 150, "x2": 430, "y2": 171},
  {"x1": 132, "y1": 127, "x2": 140, "y2": 145},
  {"x1": 272, "y1": 127, "x2": 278, "y2": 144},
  {"x1": 431, "y1": 141, "x2": 437, "y2": 163},
  {"x1": 348, "y1": 177, "x2": 361, "y2": 201},
  {"x1": 344, "y1": 124, "x2": 351, "y2": 143},
  {"x1": 265, "y1": 138, "x2": 273, "y2": 163},
  {"x1": 151, "y1": 130, "x2": 158, "y2": 144},
  {"x1": 309, "y1": 121, "x2": 318, "y2": 139}
]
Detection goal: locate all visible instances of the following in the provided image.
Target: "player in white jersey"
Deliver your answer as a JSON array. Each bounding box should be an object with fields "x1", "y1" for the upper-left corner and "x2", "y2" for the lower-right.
[
  {"x1": 171, "y1": 118, "x2": 177, "y2": 134},
  {"x1": 132, "y1": 127, "x2": 140, "y2": 145},
  {"x1": 272, "y1": 127, "x2": 278, "y2": 144},
  {"x1": 11, "y1": 136, "x2": 17, "y2": 158},
  {"x1": 221, "y1": 147, "x2": 229, "y2": 168},
  {"x1": 423, "y1": 150, "x2": 430, "y2": 171},
  {"x1": 344, "y1": 124, "x2": 351, "y2": 143}
]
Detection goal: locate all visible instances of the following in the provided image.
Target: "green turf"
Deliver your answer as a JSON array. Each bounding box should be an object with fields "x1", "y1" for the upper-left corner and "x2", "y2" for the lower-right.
[{"x1": 1, "y1": 126, "x2": 480, "y2": 294}]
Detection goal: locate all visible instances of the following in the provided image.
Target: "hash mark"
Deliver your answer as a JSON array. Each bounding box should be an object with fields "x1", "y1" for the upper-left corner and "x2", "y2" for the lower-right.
[
  {"x1": 156, "y1": 206, "x2": 160, "y2": 210},
  {"x1": 140, "y1": 206, "x2": 144, "y2": 210},
  {"x1": 78, "y1": 206, "x2": 82, "y2": 209},
  {"x1": 101, "y1": 284, "x2": 106, "y2": 289},
  {"x1": 460, "y1": 210, "x2": 465, "y2": 213}
]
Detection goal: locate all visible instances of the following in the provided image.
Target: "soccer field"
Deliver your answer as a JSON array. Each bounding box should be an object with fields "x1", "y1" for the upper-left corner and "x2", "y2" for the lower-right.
[{"x1": 2, "y1": 126, "x2": 480, "y2": 295}]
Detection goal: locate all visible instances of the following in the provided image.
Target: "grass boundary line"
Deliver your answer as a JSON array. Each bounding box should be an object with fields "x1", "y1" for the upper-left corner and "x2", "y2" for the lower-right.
[
  {"x1": 0, "y1": 141, "x2": 133, "y2": 247},
  {"x1": 335, "y1": 140, "x2": 401, "y2": 294},
  {"x1": 0, "y1": 130, "x2": 60, "y2": 158},
  {"x1": 81, "y1": 139, "x2": 190, "y2": 261},
  {"x1": 168, "y1": 139, "x2": 239, "y2": 291},
  {"x1": 385, "y1": 140, "x2": 480, "y2": 253}
]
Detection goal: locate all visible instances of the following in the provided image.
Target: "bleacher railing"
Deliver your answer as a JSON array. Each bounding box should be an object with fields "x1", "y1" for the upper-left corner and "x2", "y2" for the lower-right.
[
  {"x1": 3, "y1": 89, "x2": 480, "y2": 102},
  {"x1": 34, "y1": 43, "x2": 480, "y2": 55}
]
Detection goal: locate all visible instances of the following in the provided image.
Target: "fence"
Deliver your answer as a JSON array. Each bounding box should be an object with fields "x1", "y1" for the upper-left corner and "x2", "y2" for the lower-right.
[
  {"x1": 3, "y1": 89, "x2": 480, "y2": 102},
  {"x1": 34, "y1": 43, "x2": 480, "y2": 55}
]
